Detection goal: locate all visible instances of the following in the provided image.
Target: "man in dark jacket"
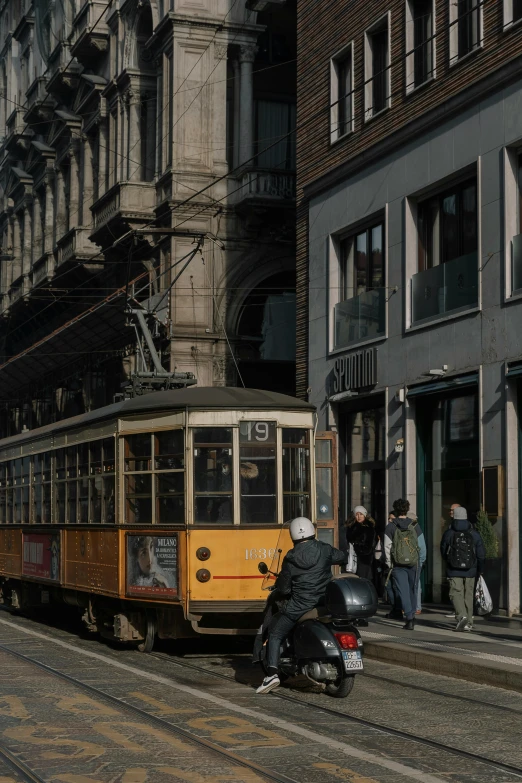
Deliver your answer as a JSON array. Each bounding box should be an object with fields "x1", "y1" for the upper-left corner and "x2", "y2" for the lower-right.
[
  {"x1": 440, "y1": 506, "x2": 485, "y2": 632},
  {"x1": 256, "y1": 517, "x2": 347, "y2": 694}
]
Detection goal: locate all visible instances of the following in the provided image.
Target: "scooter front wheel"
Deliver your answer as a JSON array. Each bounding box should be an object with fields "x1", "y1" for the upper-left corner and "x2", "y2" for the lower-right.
[{"x1": 325, "y1": 672, "x2": 355, "y2": 698}]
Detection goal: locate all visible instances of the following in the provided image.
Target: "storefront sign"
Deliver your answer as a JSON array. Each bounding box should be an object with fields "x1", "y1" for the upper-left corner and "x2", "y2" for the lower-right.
[
  {"x1": 22, "y1": 533, "x2": 60, "y2": 581},
  {"x1": 127, "y1": 534, "x2": 178, "y2": 597},
  {"x1": 333, "y1": 347, "x2": 377, "y2": 394}
]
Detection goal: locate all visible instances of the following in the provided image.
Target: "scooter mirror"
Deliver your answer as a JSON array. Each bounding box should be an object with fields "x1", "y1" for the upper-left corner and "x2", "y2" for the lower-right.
[{"x1": 258, "y1": 562, "x2": 269, "y2": 575}]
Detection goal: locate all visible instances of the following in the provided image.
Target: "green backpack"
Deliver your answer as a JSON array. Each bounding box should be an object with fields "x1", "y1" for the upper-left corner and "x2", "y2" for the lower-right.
[{"x1": 391, "y1": 520, "x2": 420, "y2": 566}]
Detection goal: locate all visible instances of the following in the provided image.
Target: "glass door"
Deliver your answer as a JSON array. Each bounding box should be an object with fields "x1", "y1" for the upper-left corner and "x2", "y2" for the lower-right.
[
  {"x1": 344, "y1": 407, "x2": 386, "y2": 536},
  {"x1": 315, "y1": 432, "x2": 338, "y2": 547}
]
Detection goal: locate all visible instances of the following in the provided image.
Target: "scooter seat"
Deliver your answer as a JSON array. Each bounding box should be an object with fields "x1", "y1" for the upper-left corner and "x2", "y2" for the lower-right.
[{"x1": 297, "y1": 606, "x2": 330, "y2": 623}]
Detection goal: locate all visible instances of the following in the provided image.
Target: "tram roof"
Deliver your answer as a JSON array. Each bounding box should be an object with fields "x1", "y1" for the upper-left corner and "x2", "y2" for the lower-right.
[{"x1": 0, "y1": 388, "x2": 315, "y2": 448}]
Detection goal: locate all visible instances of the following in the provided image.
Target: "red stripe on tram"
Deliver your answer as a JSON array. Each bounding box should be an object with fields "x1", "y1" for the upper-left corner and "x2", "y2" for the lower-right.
[{"x1": 213, "y1": 575, "x2": 266, "y2": 580}]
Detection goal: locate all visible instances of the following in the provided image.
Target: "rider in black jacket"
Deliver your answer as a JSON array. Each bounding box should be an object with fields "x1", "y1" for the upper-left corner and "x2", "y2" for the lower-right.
[{"x1": 256, "y1": 517, "x2": 347, "y2": 694}]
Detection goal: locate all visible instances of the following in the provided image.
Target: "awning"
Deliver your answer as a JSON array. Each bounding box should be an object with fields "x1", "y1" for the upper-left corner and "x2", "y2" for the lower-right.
[
  {"x1": 407, "y1": 372, "x2": 479, "y2": 398},
  {"x1": 0, "y1": 271, "x2": 149, "y2": 400}
]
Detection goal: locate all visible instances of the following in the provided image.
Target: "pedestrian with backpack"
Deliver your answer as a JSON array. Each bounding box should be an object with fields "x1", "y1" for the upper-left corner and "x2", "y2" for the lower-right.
[
  {"x1": 440, "y1": 506, "x2": 485, "y2": 632},
  {"x1": 384, "y1": 498, "x2": 426, "y2": 630}
]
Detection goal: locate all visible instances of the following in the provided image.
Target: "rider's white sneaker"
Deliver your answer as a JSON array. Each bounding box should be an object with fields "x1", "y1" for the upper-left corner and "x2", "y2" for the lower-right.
[{"x1": 256, "y1": 674, "x2": 280, "y2": 694}]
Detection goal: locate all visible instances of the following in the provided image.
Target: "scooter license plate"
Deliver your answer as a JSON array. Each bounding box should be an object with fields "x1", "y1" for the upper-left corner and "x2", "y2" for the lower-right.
[{"x1": 342, "y1": 650, "x2": 363, "y2": 671}]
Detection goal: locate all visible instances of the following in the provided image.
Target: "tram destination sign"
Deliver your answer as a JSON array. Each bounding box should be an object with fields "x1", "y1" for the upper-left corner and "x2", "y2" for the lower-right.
[
  {"x1": 333, "y1": 347, "x2": 378, "y2": 394},
  {"x1": 127, "y1": 534, "x2": 178, "y2": 597}
]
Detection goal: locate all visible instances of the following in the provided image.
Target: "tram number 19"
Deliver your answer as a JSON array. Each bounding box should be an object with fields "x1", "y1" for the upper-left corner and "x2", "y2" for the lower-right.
[
  {"x1": 245, "y1": 548, "x2": 276, "y2": 560},
  {"x1": 240, "y1": 421, "x2": 275, "y2": 443}
]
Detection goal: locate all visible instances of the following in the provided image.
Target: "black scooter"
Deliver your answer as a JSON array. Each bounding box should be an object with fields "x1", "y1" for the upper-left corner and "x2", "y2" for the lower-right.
[{"x1": 256, "y1": 561, "x2": 378, "y2": 698}]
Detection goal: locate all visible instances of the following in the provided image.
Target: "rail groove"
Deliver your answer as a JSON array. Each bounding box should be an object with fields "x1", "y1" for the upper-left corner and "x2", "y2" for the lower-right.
[{"x1": 151, "y1": 653, "x2": 522, "y2": 780}]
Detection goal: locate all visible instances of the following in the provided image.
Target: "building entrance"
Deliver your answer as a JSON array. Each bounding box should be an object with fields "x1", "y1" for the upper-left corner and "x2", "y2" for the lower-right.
[{"x1": 416, "y1": 390, "x2": 480, "y2": 602}]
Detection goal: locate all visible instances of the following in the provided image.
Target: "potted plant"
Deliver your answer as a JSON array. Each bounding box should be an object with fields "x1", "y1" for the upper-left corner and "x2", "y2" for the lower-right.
[{"x1": 475, "y1": 508, "x2": 501, "y2": 612}]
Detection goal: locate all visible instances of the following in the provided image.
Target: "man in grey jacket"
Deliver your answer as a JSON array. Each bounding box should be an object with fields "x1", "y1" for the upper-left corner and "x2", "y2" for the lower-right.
[{"x1": 440, "y1": 506, "x2": 485, "y2": 631}]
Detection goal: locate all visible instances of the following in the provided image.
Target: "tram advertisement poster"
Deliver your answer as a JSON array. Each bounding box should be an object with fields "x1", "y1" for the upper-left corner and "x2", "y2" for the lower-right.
[
  {"x1": 22, "y1": 533, "x2": 60, "y2": 581},
  {"x1": 126, "y1": 534, "x2": 178, "y2": 597}
]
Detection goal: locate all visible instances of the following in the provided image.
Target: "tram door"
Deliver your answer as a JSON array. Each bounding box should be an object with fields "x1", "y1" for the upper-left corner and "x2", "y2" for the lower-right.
[{"x1": 315, "y1": 432, "x2": 338, "y2": 548}]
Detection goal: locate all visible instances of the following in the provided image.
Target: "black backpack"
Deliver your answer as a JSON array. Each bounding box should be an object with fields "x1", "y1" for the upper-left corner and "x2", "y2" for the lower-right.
[{"x1": 447, "y1": 530, "x2": 476, "y2": 570}]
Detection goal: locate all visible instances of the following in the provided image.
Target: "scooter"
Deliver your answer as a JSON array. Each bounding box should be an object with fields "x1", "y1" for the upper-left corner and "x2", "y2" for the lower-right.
[{"x1": 257, "y1": 561, "x2": 378, "y2": 698}]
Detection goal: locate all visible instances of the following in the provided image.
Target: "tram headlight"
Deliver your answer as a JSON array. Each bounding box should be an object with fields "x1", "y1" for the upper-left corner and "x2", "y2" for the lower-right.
[
  {"x1": 196, "y1": 547, "x2": 211, "y2": 561},
  {"x1": 196, "y1": 568, "x2": 211, "y2": 583}
]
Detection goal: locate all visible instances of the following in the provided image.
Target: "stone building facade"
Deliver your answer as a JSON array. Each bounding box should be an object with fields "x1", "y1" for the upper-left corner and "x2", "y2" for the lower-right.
[{"x1": 0, "y1": 0, "x2": 296, "y2": 435}]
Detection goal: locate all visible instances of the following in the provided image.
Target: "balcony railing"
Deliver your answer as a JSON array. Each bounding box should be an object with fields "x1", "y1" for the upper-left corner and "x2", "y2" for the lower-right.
[
  {"x1": 232, "y1": 168, "x2": 296, "y2": 205},
  {"x1": 334, "y1": 288, "x2": 386, "y2": 349},
  {"x1": 411, "y1": 252, "x2": 478, "y2": 325},
  {"x1": 513, "y1": 234, "x2": 522, "y2": 292}
]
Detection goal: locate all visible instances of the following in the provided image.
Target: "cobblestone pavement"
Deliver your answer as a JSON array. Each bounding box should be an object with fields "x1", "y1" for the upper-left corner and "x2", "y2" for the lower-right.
[{"x1": 0, "y1": 609, "x2": 521, "y2": 783}]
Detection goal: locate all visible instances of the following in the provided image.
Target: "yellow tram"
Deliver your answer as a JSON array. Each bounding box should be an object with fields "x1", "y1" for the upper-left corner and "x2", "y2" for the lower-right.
[{"x1": 0, "y1": 388, "x2": 338, "y2": 650}]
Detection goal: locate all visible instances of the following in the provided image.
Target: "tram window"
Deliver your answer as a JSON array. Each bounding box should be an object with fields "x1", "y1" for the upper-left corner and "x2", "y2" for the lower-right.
[
  {"x1": 239, "y1": 422, "x2": 276, "y2": 523},
  {"x1": 67, "y1": 481, "x2": 78, "y2": 523},
  {"x1": 155, "y1": 430, "x2": 184, "y2": 470},
  {"x1": 282, "y1": 429, "x2": 311, "y2": 521},
  {"x1": 125, "y1": 474, "x2": 152, "y2": 524},
  {"x1": 66, "y1": 446, "x2": 78, "y2": 478},
  {"x1": 56, "y1": 482, "x2": 66, "y2": 525},
  {"x1": 125, "y1": 433, "x2": 151, "y2": 471},
  {"x1": 104, "y1": 476, "x2": 115, "y2": 523},
  {"x1": 78, "y1": 443, "x2": 89, "y2": 477},
  {"x1": 0, "y1": 463, "x2": 5, "y2": 524},
  {"x1": 103, "y1": 438, "x2": 115, "y2": 473},
  {"x1": 156, "y1": 472, "x2": 184, "y2": 523},
  {"x1": 90, "y1": 476, "x2": 102, "y2": 523},
  {"x1": 79, "y1": 478, "x2": 89, "y2": 524},
  {"x1": 193, "y1": 428, "x2": 233, "y2": 523},
  {"x1": 55, "y1": 449, "x2": 66, "y2": 480},
  {"x1": 90, "y1": 441, "x2": 102, "y2": 475}
]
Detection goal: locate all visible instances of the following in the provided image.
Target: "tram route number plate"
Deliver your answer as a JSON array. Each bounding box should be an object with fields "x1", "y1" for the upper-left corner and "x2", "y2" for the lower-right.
[{"x1": 342, "y1": 650, "x2": 363, "y2": 671}]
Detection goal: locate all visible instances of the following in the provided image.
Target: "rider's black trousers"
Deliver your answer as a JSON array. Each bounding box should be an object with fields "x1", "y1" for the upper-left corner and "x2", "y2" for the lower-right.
[{"x1": 266, "y1": 612, "x2": 297, "y2": 674}]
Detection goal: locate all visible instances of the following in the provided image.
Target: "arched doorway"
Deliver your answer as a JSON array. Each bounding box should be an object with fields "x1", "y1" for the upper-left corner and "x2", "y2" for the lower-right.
[{"x1": 235, "y1": 272, "x2": 296, "y2": 396}]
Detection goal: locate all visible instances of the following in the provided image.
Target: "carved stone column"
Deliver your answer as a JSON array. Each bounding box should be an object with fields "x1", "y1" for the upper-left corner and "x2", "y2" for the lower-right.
[
  {"x1": 12, "y1": 212, "x2": 21, "y2": 282},
  {"x1": 22, "y1": 202, "x2": 32, "y2": 275},
  {"x1": 145, "y1": 93, "x2": 156, "y2": 181},
  {"x1": 54, "y1": 166, "x2": 66, "y2": 243},
  {"x1": 99, "y1": 119, "x2": 108, "y2": 194},
  {"x1": 127, "y1": 89, "x2": 141, "y2": 181},
  {"x1": 32, "y1": 193, "x2": 42, "y2": 263},
  {"x1": 239, "y1": 43, "x2": 257, "y2": 167},
  {"x1": 44, "y1": 177, "x2": 54, "y2": 254},
  {"x1": 233, "y1": 59, "x2": 241, "y2": 169},
  {"x1": 82, "y1": 134, "x2": 94, "y2": 224},
  {"x1": 69, "y1": 146, "x2": 80, "y2": 231}
]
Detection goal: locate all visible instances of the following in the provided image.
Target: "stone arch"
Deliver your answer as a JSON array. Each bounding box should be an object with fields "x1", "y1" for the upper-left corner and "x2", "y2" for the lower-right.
[{"x1": 124, "y1": 0, "x2": 158, "y2": 71}]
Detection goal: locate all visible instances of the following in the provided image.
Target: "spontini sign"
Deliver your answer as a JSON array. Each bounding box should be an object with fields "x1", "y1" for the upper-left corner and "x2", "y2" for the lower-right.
[{"x1": 333, "y1": 347, "x2": 378, "y2": 394}]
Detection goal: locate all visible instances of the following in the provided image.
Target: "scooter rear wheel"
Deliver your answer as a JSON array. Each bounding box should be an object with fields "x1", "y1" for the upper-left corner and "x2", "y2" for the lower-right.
[{"x1": 325, "y1": 673, "x2": 355, "y2": 698}]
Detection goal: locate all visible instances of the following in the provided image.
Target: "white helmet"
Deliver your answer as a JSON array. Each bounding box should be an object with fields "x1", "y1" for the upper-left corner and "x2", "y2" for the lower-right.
[{"x1": 290, "y1": 517, "x2": 315, "y2": 542}]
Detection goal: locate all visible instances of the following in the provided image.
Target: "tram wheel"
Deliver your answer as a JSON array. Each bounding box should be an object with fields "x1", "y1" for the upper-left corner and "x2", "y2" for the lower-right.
[{"x1": 137, "y1": 613, "x2": 156, "y2": 653}]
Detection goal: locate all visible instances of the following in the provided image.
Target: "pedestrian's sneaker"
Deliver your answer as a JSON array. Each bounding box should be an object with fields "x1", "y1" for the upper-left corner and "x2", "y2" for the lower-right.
[
  {"x1": 463, "y1": 624, "x2": 473, "y2": 632},
  {"x1": 454, "y1": 617, "x2": 468, "y2": 632},
  {"x1": 256, "y1": 674, "x2": 280, "y2": 694},
  {"x1": 445, "y1": 613, "x2": 456, "y2": 618}
]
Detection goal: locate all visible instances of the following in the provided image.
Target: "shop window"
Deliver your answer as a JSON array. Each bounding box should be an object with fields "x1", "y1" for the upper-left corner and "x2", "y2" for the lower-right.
[
  {"x1": 344, "y1": 407, "x2": 386, "y2": 532},
  {"x1": 412, "y1": 178, "x2": 478, "y2": 323},
  {"x1": 365, "y1": 15, "x2": 390, "y2": 119},
  {"x1": 193, "y1": 428, "x2": 233, "y2": 523},
  {"x1": 513, "y1": 155, "x2": 522, "y2": 292},
  {"x1": 239, "y1": 421, "x2": 277, "y2": 523},
  {"x1": 405, "y1": 0, "x2": 435, "y2": 92},
  {"x1": 335, "y1": 221, "x2": 386, "y2": 348},
  {"x1": 330, "y1": 44, "x2": 353, "y2": 142},
  {"x1": 450, "y1": 0, "x2": 481, "y2": 63},
  {"x1": 282, "y1": 429, "x2": 311, "y2": 521},
  {"x1": 0, "y1": 463, "x2": 6, "y2": 524}
]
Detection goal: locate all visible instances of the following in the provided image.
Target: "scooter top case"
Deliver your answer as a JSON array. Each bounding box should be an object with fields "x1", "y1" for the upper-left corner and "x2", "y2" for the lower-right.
[{"x1": 325, "y1": 574, "x2": 378, "y2": 619}]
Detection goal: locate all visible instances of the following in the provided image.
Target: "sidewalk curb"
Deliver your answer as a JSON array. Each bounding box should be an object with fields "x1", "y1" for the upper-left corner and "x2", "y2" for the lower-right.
[{"x1": 364, "y1": 640, "x2": 522, "y2": 694}]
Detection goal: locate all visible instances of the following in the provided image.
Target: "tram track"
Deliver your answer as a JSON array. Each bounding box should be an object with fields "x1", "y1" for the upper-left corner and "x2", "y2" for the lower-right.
[
  {"x1": 0, "y1": 643, "x2": 297, "y2": 783},
  {"x1": 0, "y1": 741, "x2": 46, "y2": 783},
  {"x1": 151, "y1": 652, "x2": 522, "y2": 779}
]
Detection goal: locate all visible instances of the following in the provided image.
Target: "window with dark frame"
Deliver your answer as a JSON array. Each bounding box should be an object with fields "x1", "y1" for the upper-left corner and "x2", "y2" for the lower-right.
[
  {"x1": 341, "y1": 222, "x2": 384, "y2": 299},
  {"x1": 457, "y1": 0, "x2": 480, "y2": 59},
  {"x1": 515, "y1": 0, "x2": 522, "y2": 22},
  {"x1": 370, "y1": 26, "x2": 388, "y2": 115},
  {"x1": 417, "y1": 179, "x2": 477, "y2": 271},
  {"x1": 332, "y1": 49, "x2": 352, "y2": 139},
  {"x1": 412, "y1": 0, "x2": 434, "y2": 88}
]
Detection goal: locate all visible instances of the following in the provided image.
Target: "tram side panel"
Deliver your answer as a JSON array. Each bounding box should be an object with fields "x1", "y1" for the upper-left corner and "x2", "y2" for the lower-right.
[
  {"x1": 0, "y1": 528, "x2": 22, "y2": 578},
  {"x1": 63, "y1": 529, "x2": 120, "y2": 596}
]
